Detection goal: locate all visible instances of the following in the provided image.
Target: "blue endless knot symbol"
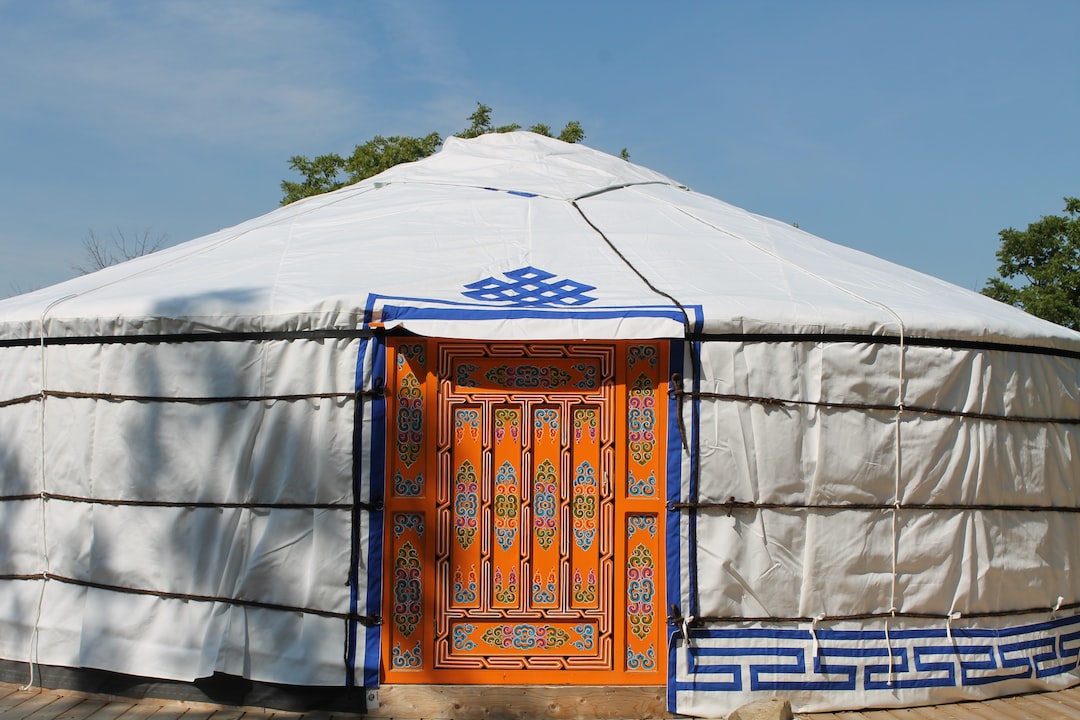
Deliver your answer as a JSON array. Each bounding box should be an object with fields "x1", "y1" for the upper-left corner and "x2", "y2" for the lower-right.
[{"x1": 462, "y1": 266, "x2": 597, "y2": 307}]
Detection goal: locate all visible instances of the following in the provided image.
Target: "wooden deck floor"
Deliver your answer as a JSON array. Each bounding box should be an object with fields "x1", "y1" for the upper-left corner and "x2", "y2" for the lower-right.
[{"x1": 4, "y1": 680, "x2": 1080, "y2": 719}]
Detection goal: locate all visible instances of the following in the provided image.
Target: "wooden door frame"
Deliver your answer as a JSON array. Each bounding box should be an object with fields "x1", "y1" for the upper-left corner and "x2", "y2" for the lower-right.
[{"x1": 381, "y1": 339, "x2": 667, "y2": 685}]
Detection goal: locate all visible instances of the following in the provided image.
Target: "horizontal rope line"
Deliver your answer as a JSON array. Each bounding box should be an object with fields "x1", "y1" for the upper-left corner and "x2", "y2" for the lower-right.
[
  {"x1": 0, "y1": 328, "x2": 375, "y2": 349},
  {"x1": 46, "y1": 390, "x2": 358, "y2": 404},
  {"x1": 5, "y1": 328, "x2": 1077, "y2": 357},
  {"x1": 0, "y1": 394, "x2": 38, "y2": 408},
  {"x1": 0, "y1": 573, "x2": 380, "y2": 627},
  {"x1": 672, "y1": 386, "x2": 1080, "y2": 425},
  {"x1": 1, "y1": 387, "x2": 386, "y2": 408},
  {"x1": 671, "y1": 498, "x2": 1080, "y2": 513},
  {"x1": 686, "y1": 331, "x2": 1080, "y2": 361},
  {"x1": 44, "y1": 493, "x2": 356, "y2": 510},
  {"x1": 672, "y1": 601, "x2": 1080, "y2": 625},
  {"x1": 0, "y1": 493, "x2": 381, "y2": 512}
]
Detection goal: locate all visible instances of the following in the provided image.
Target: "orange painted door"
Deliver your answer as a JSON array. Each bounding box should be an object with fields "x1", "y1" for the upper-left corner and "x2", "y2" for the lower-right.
[{"x1": 383, "y1": 341, "x2": 665, "y2": 684}]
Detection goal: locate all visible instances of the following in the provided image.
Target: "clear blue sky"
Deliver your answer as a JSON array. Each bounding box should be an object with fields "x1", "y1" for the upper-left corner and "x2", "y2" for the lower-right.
[{"x1": 1, "y1": 0, "x2": 1077, "y2": 299}]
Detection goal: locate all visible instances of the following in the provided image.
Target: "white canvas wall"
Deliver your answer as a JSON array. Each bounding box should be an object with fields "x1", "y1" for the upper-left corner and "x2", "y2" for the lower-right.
[
  {"x1": 0, "y1": 333, "x2": 368, "y2": 686},
  {"x1": 673, "y1": 339, "x2": 1080, "y2": 715}
]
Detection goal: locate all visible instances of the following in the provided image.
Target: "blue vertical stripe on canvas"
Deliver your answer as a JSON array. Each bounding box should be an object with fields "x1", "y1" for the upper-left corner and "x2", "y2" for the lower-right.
[
  {"x1": 363, "y1": 337, "x2": 387, "y2": 688},
  {"x1": 666, "y1": 338, "x2": 687, "y2": 712}
]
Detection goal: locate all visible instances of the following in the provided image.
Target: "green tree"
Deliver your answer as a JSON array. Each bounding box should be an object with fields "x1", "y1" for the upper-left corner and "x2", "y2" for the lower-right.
[
  {"x1": 982, "y1": 198, "x2": 1080, "y2": 330},
  {"x1": 280, "y1": 103, "x2": 587, "y2": 205}
]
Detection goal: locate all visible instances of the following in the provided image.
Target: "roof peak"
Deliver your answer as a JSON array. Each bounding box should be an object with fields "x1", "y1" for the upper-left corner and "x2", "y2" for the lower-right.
[{"x1": 369, "y1": 130, "x2": 685, "y2": 201}]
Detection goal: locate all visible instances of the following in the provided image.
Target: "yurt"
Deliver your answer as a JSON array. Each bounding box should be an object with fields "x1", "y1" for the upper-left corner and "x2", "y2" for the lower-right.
[{"x1": 1, "y1": 132, "x2": 1079, "y2": 718}]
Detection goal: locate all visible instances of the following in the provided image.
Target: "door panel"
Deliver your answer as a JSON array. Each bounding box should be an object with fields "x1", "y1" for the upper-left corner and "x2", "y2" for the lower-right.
[{"x1": 383, "y1": 340, "x2": 666, "y2": 684}]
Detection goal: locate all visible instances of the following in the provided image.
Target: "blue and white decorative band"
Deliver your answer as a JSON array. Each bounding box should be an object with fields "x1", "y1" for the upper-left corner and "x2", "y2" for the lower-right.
[{"x1": 672, "y1": 612, "x2": 1080, "y2": 695}]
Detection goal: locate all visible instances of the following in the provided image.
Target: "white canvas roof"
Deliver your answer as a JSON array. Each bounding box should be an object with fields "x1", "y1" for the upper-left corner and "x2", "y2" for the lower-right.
[{"x1": 2, "y1": 131, "x2": 1075, "y2": 350}]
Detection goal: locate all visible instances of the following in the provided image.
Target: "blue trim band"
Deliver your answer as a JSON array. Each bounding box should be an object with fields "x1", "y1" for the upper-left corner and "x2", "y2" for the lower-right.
[
  {"x1": 665, "y1": 339, "x2": 686, "y2": 712},
  {"x1": 687, "y1": 340, "x2": 702, "y2": 619},
  {"x1": 363, "y1": 338, "x2": 388, "y2": 688},
  {"x1": 381, "y1": 303, "x2": 692, "y2": 323},
  {"x1": 345, "y1": 338, "x2": 367, "y2": 686},
  {"x1": 673, "y1": 615, "x2": 1080, "y2": 696}
]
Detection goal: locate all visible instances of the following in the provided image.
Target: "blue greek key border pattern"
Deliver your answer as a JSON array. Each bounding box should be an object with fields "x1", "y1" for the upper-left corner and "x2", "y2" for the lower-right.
[{"x1": 671, "y1": 614, "x2": 1080, "y2": 695}]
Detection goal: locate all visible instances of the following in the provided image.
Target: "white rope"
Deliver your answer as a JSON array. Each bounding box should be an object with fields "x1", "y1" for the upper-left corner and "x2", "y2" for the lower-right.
[
  {"x1": 885, "y1": 617, "x2": 895, "y2": 688},
  {"x1": 811, "y1": 613, "x2": 825, "y2": 659},
  {"x1": 946, "y1": 610, "x2": 961, "y2": 643},
  {"x1": 681, "y1": 614, "x2": 695, "y2": 673},
  {"x1": 21, "y1": 294, "x2": 75, "y2": 691}
]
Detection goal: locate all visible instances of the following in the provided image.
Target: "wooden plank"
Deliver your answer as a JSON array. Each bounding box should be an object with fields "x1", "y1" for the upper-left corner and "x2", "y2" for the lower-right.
[
  {"x1": 1000, "y1": 693, "x2": 1078, "y2": 719},
  {"x1": 929, "y1": 701, "x2": 995, "y2": 720},
  {"x1": 141, "y1": 708, "x2": 191, "y2": 720},
  {"x1": 368, "y1": 684, "x2": 668, "y2": 719},
  {"x1": 75, "y1": 700, "x2": 141, "y2": 720},
  {"x1": 873, "y1": 707, "x2": 951, "y2": 720},
  {"x1": 963, "y1": 697, "x2": 1039, "y2": 720},
  {"x1": 948, "y1": 700, "x2": 1012, "y2": 720},
  {"x1": 0, "y1": 685, "x2": 24, "y2": 703},
  {"x1": 801, "y1": 690, "x2": 1080, "y2": 720},
  {"x1": 905, "y1": 706, "x2": 960, "y2": 719},
  {"x1": 104, "y1": 702, "x2": 168, "y2": 720},
  {"x1": 0, "y1": 689, "x2": 62, "y2": 719},
  {"x1": 23, "y1": 694, "x2": 105, "y2": 720},
  {"x1": 48, "y1": 698, "x2": 115, "y2": 720},
  {"x1": 1020, "y1": 692, "x2": 1080, "y2": 719},
  {"x1": 1050, "y1": 688, "x2": 1080, "y2": 713},
  {"x1": 201, "y1": 709, "x2": 252, "y2": 720},
  {"x1": 0, "y1": 688, "x2": 41, "y2": 713},
  {"x1": 921, "y1": 701, "x2": 993, "y2": 720}
]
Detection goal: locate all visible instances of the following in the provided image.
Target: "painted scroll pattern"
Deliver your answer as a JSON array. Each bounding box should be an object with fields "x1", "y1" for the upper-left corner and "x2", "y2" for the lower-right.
[
  {"x1": 454, "y1": 564, "x2": 478, "y2": 605},
  {"x1": 491, "y1": 406, "x2": 522, "y2": 610},
  {"x1": 574, "y1": 567, "x2": 597, "y2": 605},
  {"x1": 625, "y1": 514, "x2": 658, "y2": 671},
  {"x1": 486, "y1": 364, "x2": 571, "y2": 388},
  {"x1": 493, "y1": 566, "x2": 518, "y2": 605},
  {"x1": 387, "y1": 339, "x2": 431, "y2": 673},
  {"x1": 482, "y1": 624, "x2": 571, "y2": 649},
  {"x1": 570, "y1": 405, "x2": 602, "y2": 611},
  {"x1": 533, "y1": 459, "x2": 559, "y2": 552},
  {"x1": 493, "y1": 407, "x2": 520, "y2": 444},
  {"x1": 622, "y1": 343, "x2": 666, "y2": 676},
  {"x1": 454, "y1": 359, "x2": 600, "y2": 391},
  {"x1": 395, "y1": 372, "x2": 423, "y2": 468},
  {"x1": 625, "y1": 343, "x2": 662, "y2": 500},
  {"x1": 391, "y1": 504, "x2": 425, "y2": 671},
  {"x1": 530, "y1": 404, "x2": 562, "y2": 612},
  {"x1": 393, "y1": 541, "x2": 422, "y2": 638},
  {"x1": 452, "y1": 622, "x2": 597, "y2": 654},
  {"x1": 493, "y1": 460, "x2": 519, "y2": 551},
  {"x1": 454, "y1": 459, "x2": 479, "y2": 551},
  {"x1": 393, "y1": 340, "x2": 427, "y2": 498},
  {"x1": 572, "y1": 460, "x2": 598, "y2": 551},
  {"x1": 451, "y1": 404, "x2": 484, "y2": 611},
  {"x1": 628, "y1": 373, "x2": 656, "y2": 465},
  {"x1": 628, "y1": 470, "x2": 656, "y2": 497},
  {"x1": 628, "y1": 344, "x2": 658, "y2": 369}
]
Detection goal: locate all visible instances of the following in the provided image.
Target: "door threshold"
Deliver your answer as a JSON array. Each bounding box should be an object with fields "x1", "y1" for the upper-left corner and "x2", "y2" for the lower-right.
[{"x1": 369, "y1": 684, "x2": 670, "y2": 719}]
